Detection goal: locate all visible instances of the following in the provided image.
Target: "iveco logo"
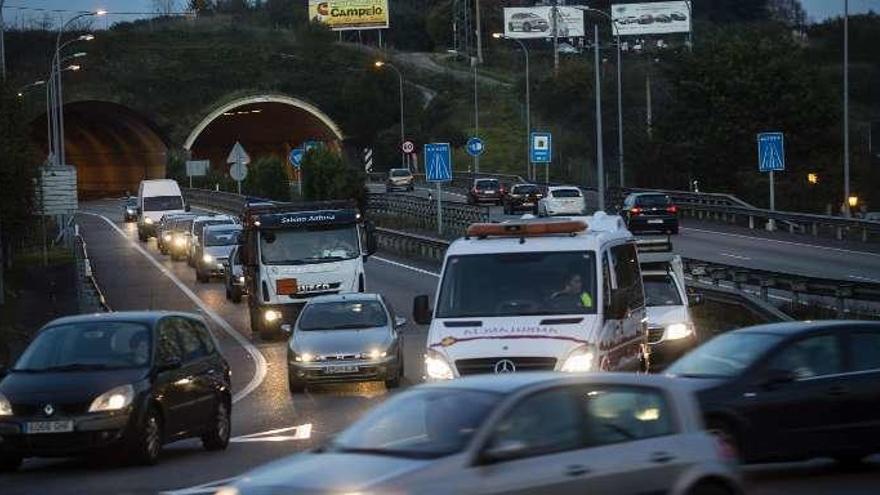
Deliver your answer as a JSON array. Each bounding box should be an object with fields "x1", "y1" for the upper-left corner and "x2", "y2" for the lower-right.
[
  {"x1": 43, "y1": 404, "x2": 55, "y2": 416},
  {"x1": 493, "y1": 359, "x2": 516, "y2": 374}
]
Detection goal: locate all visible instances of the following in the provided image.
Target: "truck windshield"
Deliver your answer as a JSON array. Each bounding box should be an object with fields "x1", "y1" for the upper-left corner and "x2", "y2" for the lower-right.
[
  {"x1": 143, "y1": 195, "x2": 182, "y2": 211},
  {"x1": 260, "y1": 224, "x2": 360, "y2": 265},
  {"x1": 436, "y1": 251, "x2": 597, "y2": 318}
]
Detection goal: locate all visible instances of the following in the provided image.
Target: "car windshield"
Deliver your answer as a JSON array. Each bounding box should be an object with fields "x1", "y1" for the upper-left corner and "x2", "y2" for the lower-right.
[
  {"x1": 636, "y1": 195, "x2": 672, "y2": 207},
  {"x1": 205, "y1": 228, "x2": 241, "y2": 246},
  {"x1": 667, "y1": 332, "x2": 784, "y2": 378},
  {"x1": 330, "y1": 388, "x2": 501, "y2": 459},
  {"x1": 475, "y1": 180, "x2": 499, "y2": 189},
  {"x1": 298, "y1": 301, "x2": 387, "y2": 330},
  {"x1": 125, "y1": 198, "x2": 137, "y2": 207},
  {"x1": 512, "y1": 185, "x2": 539, "y2": 194},
  {"x1": 143, "y1": 195, "x2": 182, "y2": 212},
  {"x1": 195, "y1": 219, "x2": 234, "y2": 237},
  {"x1": 643, "y1": 274, "x2": 682, "y2": 307},
  {"x1": 390, "y1": 169, "x2": 411, "y2": 177},
  {"x1": 260, "y1": 224, "x2": 360, "y2": 265},
  {"x1": 13, "y1": 322, "x2": 153, "y2": 371},
  {"x1": 437, "y1": 251, "x2": 597, "y2": 318},
  {"x1": 552, "y1": 189, "x2": 581, "y2": 198}
]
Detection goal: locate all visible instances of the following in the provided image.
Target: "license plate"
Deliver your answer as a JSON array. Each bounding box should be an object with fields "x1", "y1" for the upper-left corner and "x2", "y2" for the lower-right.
[
  {"x1": 484, "y1": 190, "x2": 495, "y2": 194},
  {"x1": 324, "y1": 365, "x2": 359, "y2": 374},
  {"x1": 523, "y1": 202, "x2": 533, "y2": 206},
  {"x1": 26, "y1": 420, "x2": 74, "y2": 434},
  {"x1": 648, "y1": 219, "x2": 664, "y2": 224}
]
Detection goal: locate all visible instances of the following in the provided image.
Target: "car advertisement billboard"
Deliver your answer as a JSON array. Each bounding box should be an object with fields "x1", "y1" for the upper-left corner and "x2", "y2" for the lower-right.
[
  {"x1": 308, "y1": 0, "x2": 389, "y2": 31},
  {"x1": 611, "y1": 1, "x2": 691, "y2": 36},
  {"x1": 503, "y1": 7, "x2": 585, "y2": 39}
]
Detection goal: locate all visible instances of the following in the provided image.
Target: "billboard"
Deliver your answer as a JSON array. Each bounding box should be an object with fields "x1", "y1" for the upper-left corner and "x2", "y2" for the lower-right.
[
  {"x1": 308, "y1": 0, "x2": 389, "y2": 31},
  {"x1": 612, "y1": 2, "x2": 691, "y2": 36},
  {"x1": 503, "y1": 7, "x2": 585, "y2": 39}
]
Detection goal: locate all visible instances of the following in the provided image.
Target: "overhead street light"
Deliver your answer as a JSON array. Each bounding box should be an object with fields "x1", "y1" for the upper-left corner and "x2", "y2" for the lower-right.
[
  {"x1": 492, "y1": 32, "x2": 533, "y2": 182},
  {"x1": 373, "y1": 61, "x2": 407, "y2": 169}
]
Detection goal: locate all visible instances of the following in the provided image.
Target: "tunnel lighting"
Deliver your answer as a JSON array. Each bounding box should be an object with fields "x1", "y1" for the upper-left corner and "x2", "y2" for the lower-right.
[
  {"x1": 16, "y1": 92, "x2": 23, "y2": 98},
  {"x1": 848, "y1": 196, "x2": 859, "y2": 208},
  {"x1": 251, "y1": 109, "x2": 262, "y2": 113},
  {"x1": 67, "y1": 64, "x2": 81, "y2": 71},
  {"x1": 72, "y1": 52, "x2": 87, "y2": 58}
]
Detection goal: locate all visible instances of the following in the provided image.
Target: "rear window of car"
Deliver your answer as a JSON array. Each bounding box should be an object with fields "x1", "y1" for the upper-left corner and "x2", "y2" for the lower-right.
[
  {"x1": 475, "y1": 180, "x2": 499, "y2": 189},
  {"x1": 513, "y1": 185, "x2": 539, "y2": 194},
  {"x1": 390, "y1": 169, "x2": 411, "y2": 177},
  {"x1": 298, "y1": 301, "x2": 388, "y2": 331},
  {"x1": 552, "y1": 189, "x2": 581, "y2": 198},
  {"x1": 636, "y1": 195, "x2": 671, "y2": 207}
]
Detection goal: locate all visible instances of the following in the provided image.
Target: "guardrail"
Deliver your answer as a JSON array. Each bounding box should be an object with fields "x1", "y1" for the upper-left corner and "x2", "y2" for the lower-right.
[
  {"x1": 72, "y1": 224, "x2": 111, "y2": 313},
  {"x1": 368, "y1": 193, "x2": 489, "y2": 237}
]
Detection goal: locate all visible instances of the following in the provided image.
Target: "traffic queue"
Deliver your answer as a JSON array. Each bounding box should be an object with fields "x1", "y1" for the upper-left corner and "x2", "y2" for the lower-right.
[{"x1": 0, "y1": 176, "x2": 877, "y2": 494}]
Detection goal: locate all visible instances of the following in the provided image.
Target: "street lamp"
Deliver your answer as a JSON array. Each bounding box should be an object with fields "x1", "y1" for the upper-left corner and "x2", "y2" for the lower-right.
[
  {"x1": 374, "y1": 61, "x2": 406, "y2": 169},
  {"x1": 843, "y1": 0, "x2": 851, "y2": 217},
  {"x1": 16, "y1": 79, "x2": 46, "y2": 97},
  {"x1": 492, "y1": 33, "x2": 533, "y2": 182}
]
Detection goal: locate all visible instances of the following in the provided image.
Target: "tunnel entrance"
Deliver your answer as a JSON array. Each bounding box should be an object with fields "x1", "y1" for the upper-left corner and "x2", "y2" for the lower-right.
[
  {"x1": 184, "y1": 94, "x2": 344, "y2": 175},
  {"x1": 30, "y1": 101, "x2": 169, "y2": 199}
]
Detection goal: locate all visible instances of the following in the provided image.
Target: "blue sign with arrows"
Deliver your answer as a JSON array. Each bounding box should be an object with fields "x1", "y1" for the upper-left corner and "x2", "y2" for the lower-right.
[
  {"x1": 289, "y1": 148, "x2": 305, "y2": 169},
  {"x1": 757, "y1": 132, "x2": 785, "y2": 172},
  {"x1": 466, "y1": 137, "x2": 485, "y2": 157},
  {"x1": 530, "y1": 132, "x2": 552, "y2": 164},
  {"x1": 424, "y1": 143, "x2": 452, "y2": 182}
]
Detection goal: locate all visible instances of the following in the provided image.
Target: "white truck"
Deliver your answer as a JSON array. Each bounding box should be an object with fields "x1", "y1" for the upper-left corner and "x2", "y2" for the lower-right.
[
  {"x1": 239, "y1": 201, "x2": 377, "y2": 340},
  {"x1": 136, "y1": 179, "x2": 188, "y2": 242},
  {"x1": 413, "y1": 213, "x2": 648, "y2": 380}
]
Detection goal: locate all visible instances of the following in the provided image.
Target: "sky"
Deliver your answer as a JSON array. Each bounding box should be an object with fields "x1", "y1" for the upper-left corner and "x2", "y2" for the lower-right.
[{"x1": 2, "y1": 0, "x2": 879, "y2": 28}]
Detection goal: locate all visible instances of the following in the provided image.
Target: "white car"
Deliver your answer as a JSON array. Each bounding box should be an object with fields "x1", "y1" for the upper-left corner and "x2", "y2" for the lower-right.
[
  {"x1": 222, "y1": 373, "x2": 742, "y2": 495},
  {"x1": 538, "y1": 186, "x2": 586, "y2": 216}
]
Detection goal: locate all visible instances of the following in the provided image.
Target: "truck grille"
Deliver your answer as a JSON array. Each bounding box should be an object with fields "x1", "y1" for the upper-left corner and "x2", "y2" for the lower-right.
[{"x1": 455, "y1": 357, "x2": 557, "y2": 376}]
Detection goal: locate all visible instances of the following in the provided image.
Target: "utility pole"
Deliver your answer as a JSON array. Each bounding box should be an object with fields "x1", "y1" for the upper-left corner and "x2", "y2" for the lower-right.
[
  {"x1": 843, "y1": 0, "x2": 851, "y2": 216},
  {"x1": 594, "y1": 25, "x2": 605, "y2": 212},
  {"x1": 474, "y1": 0, "x2": 483, "y2": 64},
  {"x1": 646, "y1": 64, "x2": 653, "y2": 139},
  {"x1": 473, "y1": 55, "x2": 480, "y2": 173},
  {"x1": 552, "y1": 0, "x2": 560, "y2": 75}
]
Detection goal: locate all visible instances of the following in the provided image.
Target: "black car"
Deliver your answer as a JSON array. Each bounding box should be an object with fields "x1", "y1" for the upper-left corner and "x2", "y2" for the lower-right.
[
  {"x1": 467, "y1": 178, "x2": 505, "y2": 206},
  {"x1": 123, "y1": 197, "x2": 138, "y2": 223},
  {"x1": 622, "y1": 193, "x2": 679, "y2": 235},
  {"x1": 502, "y1": 183, "x2": 543, "y2": 214},
  {"x1": 667, "y1": 320, "x2": 880, "y2": 465},
  {"x1": 0, "y1": 312, "x2": 232, "y2": 470}
]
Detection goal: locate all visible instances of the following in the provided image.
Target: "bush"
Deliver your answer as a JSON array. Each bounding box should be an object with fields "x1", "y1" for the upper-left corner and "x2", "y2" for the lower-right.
[
  {"x1": 243, "y1": 156, "x2": 291, "y2": 201},
  {"x1": 301, "y1": 148, "x2": 367, "y2": 211}
]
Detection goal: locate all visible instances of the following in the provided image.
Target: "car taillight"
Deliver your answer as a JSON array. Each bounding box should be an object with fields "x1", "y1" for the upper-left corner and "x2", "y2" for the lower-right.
[
  {"x1": 666, "y1": 205, "x2": 678, "y2": 214},
  {"x1": 630, "y1": 207, "x2": 642, "y2": 215}
]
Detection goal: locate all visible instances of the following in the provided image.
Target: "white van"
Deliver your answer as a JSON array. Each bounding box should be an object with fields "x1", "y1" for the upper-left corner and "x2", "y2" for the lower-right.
[
  {"x1": 413, "y1": 213, "x2": 648, "y2": 380},
  {"x1": 137, "y1": 179, "x2": 187, "y2": 242}
]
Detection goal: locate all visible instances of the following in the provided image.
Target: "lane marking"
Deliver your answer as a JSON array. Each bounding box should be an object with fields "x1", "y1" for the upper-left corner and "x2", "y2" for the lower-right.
[
  {"x1": 80, "y1": 212, "x2": 267, "y2": 404},
  {"x1": 719, "y1": 252, "x2": 752, "y2": 261},
  {"x1": 230, "y1": 423, "x2": 312, "y2": 443},
  {"x1": 160, "y1": 477, "x2": 238, "y2": 495},
  {"x1": 682, "y1": 227, "x2": 880, "y2": 258},
  {"x1": 373, "y1": 255, "x2": 440, "y2": 278},
  {"x1": 849, "y1": 275, "x2": 880, "y2": 283}
]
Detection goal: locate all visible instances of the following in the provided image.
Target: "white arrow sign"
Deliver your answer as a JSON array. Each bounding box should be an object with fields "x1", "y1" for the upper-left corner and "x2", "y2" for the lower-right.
[{"x1": 226, "y1": 141, "x2": 251, "y2": 165}]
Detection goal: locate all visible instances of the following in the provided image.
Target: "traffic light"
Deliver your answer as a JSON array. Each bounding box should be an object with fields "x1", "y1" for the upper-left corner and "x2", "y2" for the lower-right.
[{"x1": 807, "y1": 173, "x2": 819, "y2": 184}]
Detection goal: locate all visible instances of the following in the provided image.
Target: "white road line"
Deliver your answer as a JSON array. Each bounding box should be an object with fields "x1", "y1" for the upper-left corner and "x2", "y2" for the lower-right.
[
  {"x1": 80, "y1": 212, "x2": 267, "y2": 404},
  {"x1": 160, "y1": 477, "x2": 238, "y2": 495},
  {"x1": 719, "y1": 252, "x2": 752, "y2": 261},
  {"x1": 682, "y1": 227, "x2": 880, "y2": 258},
  {"x1": 849, "y1": 275, "x2": 880, "y2": 283},
  {"x1": 373, "y1": 256, "x2": 440, "y2": 278},
  {"x1": 230, "y1": 423, "x2": 312, "y2": 443}
]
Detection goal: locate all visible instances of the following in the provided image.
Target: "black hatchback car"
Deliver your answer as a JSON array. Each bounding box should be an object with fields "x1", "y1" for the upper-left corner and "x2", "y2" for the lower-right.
[
  {"x1": 467, "y1": 178, "x2": 505, "y2": 206},
  {"x1": 502, "y1": 183, "x2": 543, "y2": 214},
  {"x1": 0, "y1": 312, "x2": 232, "y2": 470},
  {"x1": 622, "y1": 193, "x2": 679, "y2": 235},
  {"x1": 667, "y1": 320, "x2": 880, "y2": 465}
]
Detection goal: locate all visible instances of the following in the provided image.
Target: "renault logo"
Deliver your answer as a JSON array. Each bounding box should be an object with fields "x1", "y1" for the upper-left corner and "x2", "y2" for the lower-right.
[
  {"x1": 43, "y1": 404, "x2": 55, "y2": 417},
  {"x1": 494, "y1": 359, "x2": 516, "y2": 374}
]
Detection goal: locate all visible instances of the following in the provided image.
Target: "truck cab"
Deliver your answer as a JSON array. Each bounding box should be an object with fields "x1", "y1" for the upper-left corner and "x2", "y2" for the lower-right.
[
  {"x1": 240, "y1": 201, "x2": 377, "y2": 340},
  {"x1": 413, "y1": 213, "x2": 648, "y2": 381}
]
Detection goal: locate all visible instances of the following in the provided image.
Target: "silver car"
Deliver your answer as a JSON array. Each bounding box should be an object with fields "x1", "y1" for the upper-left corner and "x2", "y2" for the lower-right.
[
  {"x1": 223, "y1": 244, "x2": 247, "y2": 303},
  {"x1": 284, "y1": 293, "x2": 406, "y2": 393},
  {"x1": 195, "y1": 224, "x2": 241, "y2": 283},
  {"x1": 223, "y1": 373, "x2": 742, "y2": 495}
]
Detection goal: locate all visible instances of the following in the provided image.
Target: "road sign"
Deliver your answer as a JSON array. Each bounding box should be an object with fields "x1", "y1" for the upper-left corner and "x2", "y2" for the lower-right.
[
  {"x1": 289, "y1": 148, "x2": 305, "y2": 169},
  {"x1": 402, "y1": 140, "x2": 415, "y2": 154},
  {"x1": 757, "y1": 132, "x2": 785, "y2": 172},
  {"x1": 530, "y1": 132, "x2": 552, "y2": 163},
  {"x1": 303, "y1": 140, "x2": 322, "y2": 153},
  {"x1": 186, "y1": 160, "x2": 210, "y2": 177},
  {"x1": 230, "y1": 162, "x2": 248, "y2": 182},
  {"x1": 363, "y1": 147, "x2": 374, "y2": 172},
  {"x1": 226, "y1": 141, "x2": 251, "y2": 165},
  {"x1": 424, "y1": 143, "x2": 452, "y2": 182},
  {"x1": 466, "y1": 137, "x2": 485, "y2": 157}
]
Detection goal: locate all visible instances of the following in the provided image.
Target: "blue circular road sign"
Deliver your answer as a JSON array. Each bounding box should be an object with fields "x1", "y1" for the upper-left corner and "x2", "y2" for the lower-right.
[
  {"x1": 289, "y1": 148, "x2": 305, "y2": 168},
  {"x1": 466, "y1": 137, "x2": 485, "y2": 157}
]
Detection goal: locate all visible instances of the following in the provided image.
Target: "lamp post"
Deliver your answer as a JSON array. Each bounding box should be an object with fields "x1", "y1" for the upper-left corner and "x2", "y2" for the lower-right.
[
  {"x1": 374, "y1": 61, "x2": 406, "y2": 169},
  {"x1": 493, "y1": 33, "x2": 531, "y2": 182},
  {"x1": 843, "y1": 0, "x2": 851, "y2": 217},
  {"x1": 593, "y1": 25, "x2": 605, "y2": 212}
]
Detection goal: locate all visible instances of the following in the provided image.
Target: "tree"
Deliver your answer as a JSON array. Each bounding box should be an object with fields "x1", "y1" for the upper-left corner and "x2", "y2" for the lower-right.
[
  {"x1": 152, "y1": 0, "x2": 178, "y2": 16},
  {"x1": 243, "y1": 156, "x2": 291, "y2": 201},
  {"x1": 301, "y1": 148, "x2": 367, "y2": 211},
  {"x1": 0, "y1": 84, "x2": 37, "y2": 268}
]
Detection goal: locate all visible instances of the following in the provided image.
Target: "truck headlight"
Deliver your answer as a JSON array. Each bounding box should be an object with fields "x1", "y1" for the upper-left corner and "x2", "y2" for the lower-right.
[
  {"x1": 202, "y1": 253, "x2": 214, "y2": 263},
  {"x1": 88, "y1": 384, "x2": 134, "y2": 412},
  {"x1": 174, "y1": 236, "x2": 185, "y2": 246},
  {"x1": 0, "y1": 392, "x2": 12, "y2": 416},
  {"x1": 663, "y1": 323, "x2": 694, "y2": 341},
  {"x1": 264, "y1": 309, "x2": 281, "y2": 323},
  {"x1": 560, "y1": 346, "x2": 596, "y2": 373},
  {"x1": 425, "y1": 349, "x2": 454, "y2": 380},
  {"x1": 162, "y1": 233, "x2": 172, "y2": 241},
  {"x1": 238, "y1": 276, "x2": 245, "y2": 284}
]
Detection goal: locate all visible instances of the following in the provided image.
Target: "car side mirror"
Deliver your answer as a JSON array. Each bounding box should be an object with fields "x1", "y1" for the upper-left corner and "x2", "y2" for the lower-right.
[
  {"x1": 156, "y1": 357, "x2": 182, "y2": 373},
  {"x1": 608, "y1": 289, "x2": 629, "y2": 320},
  {"x1": 281, "y1": 324, "x2": 293, "y2": 337},
  {"x1": 394, "y1": 316, "x2": 407, "y2": 329},
  {"x1": 480, "y1": 440, "x2": 528, "y2": 464},
  {"x1": 687, "y1": 292, "x2": 704, "y2": 306},
  {"x1": 413, "y1": 295, "x2": 432, "y2": 325},
  {"x1": 760, "y1": 368, "x2": 796, "y2": 389}
]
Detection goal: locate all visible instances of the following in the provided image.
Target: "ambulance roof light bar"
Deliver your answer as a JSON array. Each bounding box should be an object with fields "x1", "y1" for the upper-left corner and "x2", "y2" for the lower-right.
[{"x1": 467, "y1": 219, "x2": 587, "y2": 239}]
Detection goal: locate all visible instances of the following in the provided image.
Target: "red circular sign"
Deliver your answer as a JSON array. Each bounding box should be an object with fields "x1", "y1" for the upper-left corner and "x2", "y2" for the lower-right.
[{"x1": 401, "y1": 141, "x2": 415, "y2": 153}]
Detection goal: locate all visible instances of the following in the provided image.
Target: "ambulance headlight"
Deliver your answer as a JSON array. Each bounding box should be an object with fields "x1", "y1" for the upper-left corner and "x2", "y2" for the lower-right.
[{"x1": 560, "y1": 345, "x2": 596, "y2": 373}]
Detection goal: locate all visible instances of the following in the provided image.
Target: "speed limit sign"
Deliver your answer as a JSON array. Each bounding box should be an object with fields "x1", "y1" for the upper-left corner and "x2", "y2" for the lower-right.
[{"x1": 401, "y1": 140, "x2": 415, "y2": 154}]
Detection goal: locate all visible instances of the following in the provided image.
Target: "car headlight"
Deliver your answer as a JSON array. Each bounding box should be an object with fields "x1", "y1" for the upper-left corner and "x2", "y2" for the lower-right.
[
  {"x1": 174, "y1": 236, "x2": 185, "y2": 246},
  {"x1": 560, "y1": 346, "x2": 596, "y2": 373},
  {"x1": 162, "y1": 233, "x2": 172, "y2": 241},
  {"x1": 425, "y1": 349, "x2": 454, "y2": 380},
  {"x1": 0, "y1": 392, "x2": 13, "y2": 416},
  {"x1": 663, "y1": 323, "x2": 694, "y2": 341},
  {"x1": 238, "y1": 276, "x2": 245, "y2": 284},
  {"x1": 88, "y1": 384, "x2": 134, "y2": 412},
  {"x1": 295, "y1": 352, "x2": 314, "y2": 363},
  {"x1": 366, "y1": 348, "x2": 387, "y2": 360},
  {"x1": 264, "y1": 309, "x2": 281, "y2": 323},
  {"x1": 144, "y1": 217, "x2": 154, "y2": 225},
  {"x1": 202, "y1": 253, "x2": 214, "y2": 263}
]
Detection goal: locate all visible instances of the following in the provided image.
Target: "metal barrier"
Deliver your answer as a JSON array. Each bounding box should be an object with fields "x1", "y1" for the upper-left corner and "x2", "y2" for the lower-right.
[
  {"x1": 368, "y1": 193, "x2": 489, "y2": 237},
  {"x1": 73, "y1": 224, "x2": 111, "y2": 313}
]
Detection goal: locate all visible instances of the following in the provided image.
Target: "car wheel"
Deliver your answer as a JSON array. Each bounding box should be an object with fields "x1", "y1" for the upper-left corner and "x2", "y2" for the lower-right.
[
  {"x1": 0, "y1": 454, "x2": 22, "y2": 472},
  {"x1": 231, "y1": 286, "x2": 243, "y2": 304},
  {"x1": 201, "y1": 399, "x2": 231, "y2": 451},
  {"x1": 131, "y1": 406, "x2": 163, "y2": 466},
  {"x1": 706, "y1": 418, "x2": 741, "y2": 462},
  {"x1": 288, "y1": 373, "x2": 306, "y2": 394},
  {"x1": 687, "y1": 480, "x2": 735, "y2": 495}
]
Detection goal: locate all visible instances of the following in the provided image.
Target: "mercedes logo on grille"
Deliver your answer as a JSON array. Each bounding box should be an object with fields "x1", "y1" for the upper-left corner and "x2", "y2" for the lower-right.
[
  {"x1": 493, "y1": 359, "x2": 516, "y2": 374},
  {"x1": 43, "y1": 404, "x2": 55, "y2": 417}
]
